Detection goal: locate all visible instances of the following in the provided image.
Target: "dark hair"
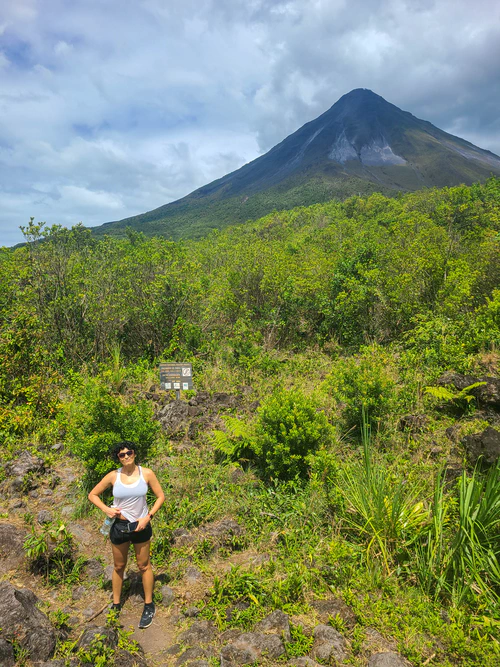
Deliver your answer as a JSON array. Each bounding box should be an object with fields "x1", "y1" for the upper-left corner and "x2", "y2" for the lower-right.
[{"x1": 111, "y1": 441, "x2": 138, "y2": 461}]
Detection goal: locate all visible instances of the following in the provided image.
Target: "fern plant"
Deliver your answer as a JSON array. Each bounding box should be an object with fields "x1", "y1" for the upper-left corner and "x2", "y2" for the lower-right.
[
  {"x1": 424, "y1": 381, "x2": 486, "y2": 414},
  {"x1": 211, "y1": 416, "x2": 255, "y2": 462}
]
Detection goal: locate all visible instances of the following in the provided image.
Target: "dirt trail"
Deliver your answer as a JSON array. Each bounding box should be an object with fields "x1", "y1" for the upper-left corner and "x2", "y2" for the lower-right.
[{"x1": 120, "y1": 603, "x2": 177, "y2": 665}]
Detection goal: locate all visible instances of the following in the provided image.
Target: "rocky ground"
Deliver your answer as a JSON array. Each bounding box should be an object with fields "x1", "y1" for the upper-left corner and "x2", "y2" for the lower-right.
[{"x1": 1, "y1": 374, "x2": 499, "y2": 666}]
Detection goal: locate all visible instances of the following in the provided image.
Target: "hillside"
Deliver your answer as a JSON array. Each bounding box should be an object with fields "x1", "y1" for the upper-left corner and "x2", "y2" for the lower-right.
[
  {"x1": 1, "y1": 181, "x2": 500, "y2": 665},
  {"x1": 93, "y1": 89, "x2": 500, "y2": 240}
]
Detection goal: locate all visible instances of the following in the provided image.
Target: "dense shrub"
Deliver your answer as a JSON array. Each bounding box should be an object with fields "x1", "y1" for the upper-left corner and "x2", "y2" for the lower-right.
[
  {"x1": 253, "y1": 389, "x2": 332, "y2": 481},
  {"x1": 65, "y1": 379, "x2": 159, "y2": 489},
  {"x1": 325, "y1": 344, "x2": 397, "y2": 434},
  {"x1": 213, "y1": 389, "x2": 332, "y2": 481},
  {"x1": 473, "y1": 289, "x2": 500, "y2": 350}
]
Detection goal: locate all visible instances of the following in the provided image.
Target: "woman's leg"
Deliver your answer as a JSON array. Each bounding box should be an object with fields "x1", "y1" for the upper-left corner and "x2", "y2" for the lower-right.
[
  {"x1": 111, "y1": 541, "x2": 130, "y2": 604},
  {"x1": 134, "y1": 540, "x2": 154, "y2": 604}
]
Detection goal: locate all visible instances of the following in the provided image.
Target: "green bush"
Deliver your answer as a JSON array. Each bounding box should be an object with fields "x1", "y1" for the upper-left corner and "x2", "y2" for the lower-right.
[
  {"x1": 403, "y1": 313, "x2": 474, "y2": 374},
  {"x1": 23, "y1": 521, "x2": 82, "y2": 585},
  {"x1": 472, "y1": 289, "x2": 500, "y2": 350},
  {"x1": 65, "y1": 379, "x2": 159, "y2": 489},
  {"x1": 325, "y1": 344, "x2": 397, "y2": 434},
  {"x1": 253, "y1": 389, "x2": 332, "y2": 481}
]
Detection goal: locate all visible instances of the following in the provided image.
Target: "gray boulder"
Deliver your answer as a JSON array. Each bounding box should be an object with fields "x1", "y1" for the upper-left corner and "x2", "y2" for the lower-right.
[
  {"x1": 84, "y1": 557, "x2": 105, "y2": 580},
  {"x1": 76, "y1": 625, "x2": 118, "y2": 650},
  {"x1": 172, "y1": 528, "x2": 197, "y2": 547},
  {"x1": 255, "y1": 609, "x2": 291, "y2": 642},
  {"x1": 161, "y1": 584, "x2": 176, "y2": 605},
  {"x1": 311, "y1": 597, "x2": 356, "y2": 629},
  {"x1": 176, "y1": 646, "x2": 214, "y2": 666},
  {"x1": 178, "y1": 620, "x2": 217, "y2": 645},
  {"x1": 204, "y1": 518, "x2": 244, "y2": 544},
  {"x1": 220, "y1": 632, "x2": 285, "y2": 666},
  {"x1": 0, "y1": 582, "x2": 56, "y2": 661},
  {"x1": 114, "y1": 646, "x2": 148, "y2": 667},
  {"x1": 184, "y1": 566, "x2": 203, "y2": 584},
  {"x1": 0, "y1": 523, "x2": 28, "y2": 574},
  {"x1": 6, "y1": 450, "x2": 45, "y2": 477},
  {"x1": 157, "y1": 400, "x2": 189, "y2": 435},
  {"x1": 220, "y1": 641, "x2": 258, "y2": 666},
  {"x1": 368, "y1": 652, "x2": 412, "y2": 666},
  {"x1": 398, "y1": 414, "x2": 428, "y2": 434},
  {"x1": 37, "y1": 510, "x2": 53, "y2": 525},
  {"x1": 211, "y1": 393, "x2": 238, "y2": 408},
  {"x1": 0, "y1": 637, "x2": 15, "y2": 667},
  {"x1": 220, "y1": 629, "x2": 242, "y2": 643},
  {"x1": 311, "y1": 624, "x2": 347, "y2": 663},
  {"x1": 462, "y1": 427, "x2": 500, "y2": 465},
  {"x1": 437, "y1": 372, "x2": 500, "y2": 410}
]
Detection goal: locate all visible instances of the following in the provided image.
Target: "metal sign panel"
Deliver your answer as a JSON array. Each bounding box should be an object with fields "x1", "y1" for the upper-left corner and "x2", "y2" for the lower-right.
[{"x1": 159, "y1": 362, "x2": 193, "y2": 391}]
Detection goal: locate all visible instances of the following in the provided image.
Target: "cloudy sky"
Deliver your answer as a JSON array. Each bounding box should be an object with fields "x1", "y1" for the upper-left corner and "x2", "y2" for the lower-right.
[{"x1": 1, "y1": 0, "x2": 499, "y2": 245}]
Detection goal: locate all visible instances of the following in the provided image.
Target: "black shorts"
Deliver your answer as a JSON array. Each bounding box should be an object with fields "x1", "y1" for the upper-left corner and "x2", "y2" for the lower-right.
[{"x1": 110, "y1": 519, "x2": 152, "y2": 545}]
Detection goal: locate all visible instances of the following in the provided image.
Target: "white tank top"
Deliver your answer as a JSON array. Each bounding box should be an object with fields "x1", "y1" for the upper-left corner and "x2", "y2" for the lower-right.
[{"x1": 112, "y1": 466, "x2": 148, "y2": 522}]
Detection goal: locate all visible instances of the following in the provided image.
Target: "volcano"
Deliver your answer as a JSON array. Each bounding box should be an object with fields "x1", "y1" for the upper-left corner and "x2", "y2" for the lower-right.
[{"x1": 95, "y1": 89, "x2": 500, "y2": 239}]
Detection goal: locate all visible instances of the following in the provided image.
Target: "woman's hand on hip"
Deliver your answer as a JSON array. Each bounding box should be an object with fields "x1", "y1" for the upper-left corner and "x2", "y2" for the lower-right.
[{"x1": 135, "y1": 516, "x2": 151, "y2": 532}]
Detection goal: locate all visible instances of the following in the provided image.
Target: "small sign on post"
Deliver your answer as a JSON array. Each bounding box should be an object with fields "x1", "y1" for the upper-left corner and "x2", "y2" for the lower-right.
[{"x1": 159, "y1": 362, "x2": 193, "y2": 400}]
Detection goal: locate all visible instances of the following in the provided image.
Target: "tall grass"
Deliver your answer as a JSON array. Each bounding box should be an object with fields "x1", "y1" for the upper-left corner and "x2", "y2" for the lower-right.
[
  {"x1": 334, "y1": 413, "x2": 500, "y2": 611},
  {"x1": 416, "y1": 464, "x2": 500, "y2": 609},
  {"x1": 335, "y1": 417, "x2": 428, "y2": 574}
]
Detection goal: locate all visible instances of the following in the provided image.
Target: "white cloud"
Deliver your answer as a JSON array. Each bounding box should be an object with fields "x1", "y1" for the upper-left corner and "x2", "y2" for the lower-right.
[
  {"x1": 59, "y1": 185, "x2": 123, "y2": 210},
  {"x1": 0, "y1": 0, "x2": 499, "y2": 245},
  {"x1": 54, "y1": 40, "x2": 72, "y2": 56}
]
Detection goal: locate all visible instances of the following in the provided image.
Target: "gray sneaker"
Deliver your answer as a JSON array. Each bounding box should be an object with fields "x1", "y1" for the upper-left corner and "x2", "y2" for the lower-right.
[{"x1": 138, "y1": 603, "x2": 155, "y2": 629}]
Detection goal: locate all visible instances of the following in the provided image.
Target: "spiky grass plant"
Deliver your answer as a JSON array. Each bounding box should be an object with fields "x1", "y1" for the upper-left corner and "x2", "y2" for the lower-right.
[
  {"x1": 335, "y1": 414, "x2": 428, "y2": 574},
  {"x1": 416, "y1": 463, "x2": 500, "y2": 610}
]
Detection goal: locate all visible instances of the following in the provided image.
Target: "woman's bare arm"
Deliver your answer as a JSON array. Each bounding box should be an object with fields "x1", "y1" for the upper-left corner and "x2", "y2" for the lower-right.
[{"x1": 88, "y1": 471, "x2": 121, "y2": 518}]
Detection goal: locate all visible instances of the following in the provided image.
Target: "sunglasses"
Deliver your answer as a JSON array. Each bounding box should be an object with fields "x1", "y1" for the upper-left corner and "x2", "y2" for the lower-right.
[{"x1": 118, "y1": 450, "x2": 134, "y2": 459}]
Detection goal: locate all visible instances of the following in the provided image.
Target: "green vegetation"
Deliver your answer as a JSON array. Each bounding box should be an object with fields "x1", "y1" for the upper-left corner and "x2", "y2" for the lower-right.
[
  {"x1": 23, "y1": 519, "x2": 83, "y2": 585},
  {"x1": 93, "y1": 172, "x2": 389, "y2": 241},
  {"x1": 2, "y1": 179, "x2": 500, "y2": 665},
  {"x1": 213, "y1": 388, "x2": 332, "y2": 480},
  {"x1": 63, "y1": 375, "x2": 160, "y2": 489}
]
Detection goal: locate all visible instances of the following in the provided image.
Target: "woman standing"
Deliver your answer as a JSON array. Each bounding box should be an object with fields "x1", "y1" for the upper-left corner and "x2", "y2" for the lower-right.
[{"x1": 88, "y1": 441, "x2": 165, "y2": 629}]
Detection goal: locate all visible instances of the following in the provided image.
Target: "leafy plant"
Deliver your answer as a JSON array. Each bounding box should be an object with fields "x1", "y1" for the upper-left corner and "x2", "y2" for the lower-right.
[
  {"x1": 23, "y1": 521, "x2": 81, "y2": 585},
  {"x1": 76, "y1": 634, "x2": 115, "y2": 666},
  {"x1": 424, "y1": 381, "x2": 486, "y2": 415},
  {"x1": 211, "y1": 416, "x2": 255, "y2": 462},
  {"x1": 335, "y1": 416, "x2": 428, "y2": 573},
  {"x1": 325, "y1": 345, "x2": 398, "y2": 434},
  {"x1": 65, "y1": 378, "x2": 160, "y2": 489},
  {"x1": 8, "y1": 635, "x2": 30, "y2": 666},
  {"x1": 415, "y1": 464, "x2": 500, "y2": 610},
  {"x1": 210, "y1": 566, "x2": 264, "y2": 606},
  {"x1": 253, "y1": 388, "x2": 332, "y2": 481},
  {"x1": 49, "y1": 609, "x2": 72, "y2": 631},
  {"x1": 213, "y1": 390, "x2": 332, "y2": 482},
  {"x1": 285, "y1": 624, "x2": 314, "y2": 657}
]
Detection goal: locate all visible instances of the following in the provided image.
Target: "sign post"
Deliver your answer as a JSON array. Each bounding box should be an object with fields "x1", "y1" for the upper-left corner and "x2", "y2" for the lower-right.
[{"x1": 159, "y1": 362, "x2": 193, "y2": 400}]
